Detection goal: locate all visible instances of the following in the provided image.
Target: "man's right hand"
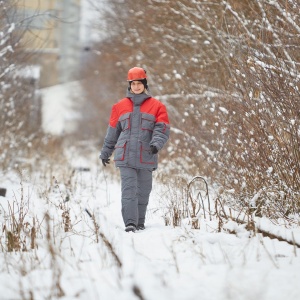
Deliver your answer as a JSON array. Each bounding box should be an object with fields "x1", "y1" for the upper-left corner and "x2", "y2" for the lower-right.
[{"x1": 102, "y1": 158, "x2": 110, "y2": 167}]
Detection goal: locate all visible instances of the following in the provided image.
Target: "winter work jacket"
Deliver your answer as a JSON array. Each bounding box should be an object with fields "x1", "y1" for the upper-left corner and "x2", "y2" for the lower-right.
[{"x1": 100, "y1": 90, "x2": 170, "y2": 170}]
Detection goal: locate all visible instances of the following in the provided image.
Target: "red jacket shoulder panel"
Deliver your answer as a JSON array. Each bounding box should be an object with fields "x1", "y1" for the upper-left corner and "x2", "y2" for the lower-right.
[
  {"x1": 109, "y1": 97, "x2": 169, "y2": 127},
  {"x1": 109, "y1": 98, "x2": 133, "y2": 127},
  {"x1": 141, "y1": 97, "x2": 170, "y2": 124}
]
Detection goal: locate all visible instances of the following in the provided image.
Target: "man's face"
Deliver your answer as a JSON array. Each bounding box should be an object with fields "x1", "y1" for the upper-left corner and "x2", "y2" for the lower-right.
[{"x1": 130, "y1": 81, "x2": 144, "y2": 94}]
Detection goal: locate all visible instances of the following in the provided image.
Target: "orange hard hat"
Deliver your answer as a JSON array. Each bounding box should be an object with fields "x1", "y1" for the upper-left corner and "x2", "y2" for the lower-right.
[{"x1": 127, "y1": 67, "x2": 147, "y2": 81}]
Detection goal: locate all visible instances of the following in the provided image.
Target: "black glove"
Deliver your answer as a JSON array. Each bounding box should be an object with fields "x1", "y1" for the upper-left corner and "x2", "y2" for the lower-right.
[
  {"x1": 102, "y1": 158, "x2": 110, "y2": 167},
  {"x1": 150, "y1": 145, "x2": 158, "y2": 154}
]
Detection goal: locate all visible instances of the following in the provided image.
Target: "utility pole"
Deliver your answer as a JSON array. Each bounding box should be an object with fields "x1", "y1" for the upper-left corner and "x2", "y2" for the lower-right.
[{"x1": 57, "y1": 0, "x2": 81, "y2": 83}]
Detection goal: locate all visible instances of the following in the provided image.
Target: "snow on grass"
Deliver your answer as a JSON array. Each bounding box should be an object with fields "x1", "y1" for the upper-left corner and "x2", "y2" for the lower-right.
[{"x1": 1, "y1": 162, "x2": 300, "y2": 300}]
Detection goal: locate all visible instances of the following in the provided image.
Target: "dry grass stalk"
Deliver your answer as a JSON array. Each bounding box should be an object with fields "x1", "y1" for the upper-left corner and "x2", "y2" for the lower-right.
[
  {"x1": 4, "y1": 177, "x2": 30, "y2": 252},
  {"x1": 160, "y1": 177, "x2": 187, "y2": 228},
  {"x1": 45, "y1": 212, "x2": 65, "y2": 298}
]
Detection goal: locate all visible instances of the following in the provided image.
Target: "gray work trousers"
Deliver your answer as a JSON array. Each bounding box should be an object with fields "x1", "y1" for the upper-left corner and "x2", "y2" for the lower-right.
[{"x1": 119, "y1": 167, "x2": 153, "y2": 226}]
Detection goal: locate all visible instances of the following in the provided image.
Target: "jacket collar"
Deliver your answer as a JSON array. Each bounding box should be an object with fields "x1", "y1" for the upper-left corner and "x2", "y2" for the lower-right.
[{"x1": 126, "y1": 89, "x2": 151, "y2": 106}]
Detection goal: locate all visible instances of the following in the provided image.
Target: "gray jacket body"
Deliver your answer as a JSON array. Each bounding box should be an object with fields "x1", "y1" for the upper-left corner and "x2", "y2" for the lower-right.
[{"x1": 100, "y1": 90, "x2": 170, "y2": 170}]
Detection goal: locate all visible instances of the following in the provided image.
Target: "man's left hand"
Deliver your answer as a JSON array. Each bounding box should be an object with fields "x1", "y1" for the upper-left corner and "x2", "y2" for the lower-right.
[{"x1": 150, "y1": 145, "x2": 158, "y2": 154}]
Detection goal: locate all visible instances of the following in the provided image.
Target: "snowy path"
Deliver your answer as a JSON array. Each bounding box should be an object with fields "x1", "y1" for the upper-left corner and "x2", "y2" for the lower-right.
[
  {"x1": 71, "y1": 166, "x2": 300, "y2": 300},
  {"x1": 1, "y1": 163, "x2": 300, "y2": 300}
]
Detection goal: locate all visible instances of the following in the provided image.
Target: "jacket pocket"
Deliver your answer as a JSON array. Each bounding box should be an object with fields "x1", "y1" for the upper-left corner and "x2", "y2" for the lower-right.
[
  {"x1": 119, "y1": 112, "x2": 131, "y2": 131},
  {"x1": 114, "y1": 140, "x2": 127, "y2": 161},
  {"x1": 141, "y1": 113, "x2": 155, "y2": 131},
  {"x1": 140, "y1": 142, "x2": 156, "y2": 164}
]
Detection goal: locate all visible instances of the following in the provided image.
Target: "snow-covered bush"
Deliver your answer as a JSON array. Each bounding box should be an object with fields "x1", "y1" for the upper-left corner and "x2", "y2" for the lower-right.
[
  {"x1": 0, "y1": 1, "x2": 42, "y2": 172},
  {"x1": 81, "y1": 0, "x2": 300, "y2": 221},
  {"x1": 215, "y1": 0, "x2": 300, "y2": 220}
]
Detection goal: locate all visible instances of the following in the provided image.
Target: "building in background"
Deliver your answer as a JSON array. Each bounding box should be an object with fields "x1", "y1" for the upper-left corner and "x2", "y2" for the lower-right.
[
  {"x1": 13, "y1": 0, "x2": 103, "y2": 135},
  {"x1": 17, "y1": 0, "x2": 82, "y2": 87}
]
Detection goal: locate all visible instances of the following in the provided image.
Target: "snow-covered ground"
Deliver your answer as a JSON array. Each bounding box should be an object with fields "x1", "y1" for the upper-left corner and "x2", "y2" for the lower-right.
[{"x1": 1, "y1": 148, "x2": 300, "y2": 300}]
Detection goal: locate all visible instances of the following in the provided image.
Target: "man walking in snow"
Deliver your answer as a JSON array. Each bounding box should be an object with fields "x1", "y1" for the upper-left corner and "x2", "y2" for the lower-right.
[{"x1": 99, "y1": 67, "x2": 170, "y2": 232}]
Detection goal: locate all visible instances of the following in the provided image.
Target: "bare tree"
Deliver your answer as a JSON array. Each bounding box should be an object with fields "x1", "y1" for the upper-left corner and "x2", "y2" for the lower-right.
[{"x1": 217, "y1": 0, "x2": 300, "y2": 218}]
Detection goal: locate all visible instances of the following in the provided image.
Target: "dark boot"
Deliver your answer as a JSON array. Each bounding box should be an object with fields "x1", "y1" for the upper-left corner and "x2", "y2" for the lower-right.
[
  {"x1": 137, "y1": 224, "x2": 145, "y2": 230},
  {"x1": 125, "y1": 223, "x2": 136, "y2": 232}
]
